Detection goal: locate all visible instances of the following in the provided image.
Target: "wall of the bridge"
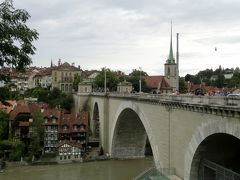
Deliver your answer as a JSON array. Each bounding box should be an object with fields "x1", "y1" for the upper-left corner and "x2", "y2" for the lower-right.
[{"x1": 74, "y1": 94, "x2": 240, "y2": 179}]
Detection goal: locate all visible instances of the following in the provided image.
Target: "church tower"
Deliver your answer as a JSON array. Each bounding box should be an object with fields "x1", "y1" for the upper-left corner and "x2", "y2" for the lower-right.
[{"x1": 164, "y1": 23, "x2": 177, "y2": 92}]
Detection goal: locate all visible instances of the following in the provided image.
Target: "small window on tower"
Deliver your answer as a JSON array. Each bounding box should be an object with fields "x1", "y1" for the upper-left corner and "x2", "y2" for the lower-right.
[{"x1": 168, "y1": 67, "x2": 170, "y2": 76}]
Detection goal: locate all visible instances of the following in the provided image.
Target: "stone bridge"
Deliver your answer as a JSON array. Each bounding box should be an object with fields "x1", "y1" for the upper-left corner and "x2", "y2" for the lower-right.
[{"x1": 73, "y1": 93, "x2": 240, "y2": 179}]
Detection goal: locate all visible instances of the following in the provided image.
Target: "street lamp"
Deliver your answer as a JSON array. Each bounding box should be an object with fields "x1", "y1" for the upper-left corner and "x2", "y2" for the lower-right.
[
  {"x1": 139, "y1": 67, "x2": 142, "y2": 93},
  {"x1": 104, "y1": 67, "x2": 107, "y2": 93}
]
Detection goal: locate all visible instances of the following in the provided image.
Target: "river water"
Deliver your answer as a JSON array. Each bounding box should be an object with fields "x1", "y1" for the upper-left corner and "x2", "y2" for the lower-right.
[{"x1": 0, "y1": 157, "x2": 153, "y2": 180}]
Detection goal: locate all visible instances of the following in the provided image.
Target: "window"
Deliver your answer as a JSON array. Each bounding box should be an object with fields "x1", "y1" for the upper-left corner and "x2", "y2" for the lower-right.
[
  {"x1": 63, "y1": 125, "x2": 68, "y2": 130},
  {"x1": 54, "y1": 72, "x2": 57, "y2": 82},
  {"x1": 167, "y1": 67, "x2": 170, "y2": 76},
  {"x1": 68, "y1": 156, "x2": 70, "y2": 159},
  {"x1": 74, "y1": 125, "x2": 77, "y2": 130},
  {"x1": 65, "y1": 84, "x2": 69, "y2": 92},
  {"x1": 52, "y1": 118, "x2": 56, "y2": 123}
]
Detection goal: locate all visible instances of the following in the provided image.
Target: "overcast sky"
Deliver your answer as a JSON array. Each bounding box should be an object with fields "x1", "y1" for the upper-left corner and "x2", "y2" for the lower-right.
[{"x1": 13, "y1": 0, "x2": 240, "y2": 76}]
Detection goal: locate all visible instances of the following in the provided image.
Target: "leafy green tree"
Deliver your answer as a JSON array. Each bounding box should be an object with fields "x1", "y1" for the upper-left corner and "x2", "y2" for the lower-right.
[
  {"x1": 127, "y1": 69, "x2": 151, "y2": 93},
  {"x1": 48, "y1": 87, "x2": 61, "y2": 100},
  {"x1": 0, "y1": 140, "x2": 24, "y2": 161},
  {"x1": 0, "y1": 0, "x2": 38, "y2": 104},
  {"x1": 73, "y1": 74, "x2": 82, "y2": 92},
  {"x1": 214, "y1": 74, "x2": 225, "y2": 88},
  {"x1": 179, "y1": 77, "x2": 186, "y2": 93},
  {"x1": 9, "y1": 140, "x2": 24, "y2": 161},
  {"x1": 29, "y1": 111, "x2": 44, "y2": 161},
  {"x1": 0, "y1": 86, "x2": 22, "y2": 102},
  {"x1": 94, "y1": 68, "x2": 121, "y2": 91},
  {"x1": 0, "y1": 0, "x2": 38, "y2": 76},
  {"x1": 24, "y1": 87, "x2": 50, "y2": 102},
  {"x1": 25, "y1": 87, "x2": 74, "y2": 110},
  {"x1": 0, "y1": 110, "x2": 9, "y2": 140},
  {"x1": 60, "y1": 93, "x2": 73, "y2": 111},
  {"x1": 184, "y1": 74, "x2": 192, "y2": 82},
  {"x1": 0, "y1": 87, "x2": 10, "y2": 104}
]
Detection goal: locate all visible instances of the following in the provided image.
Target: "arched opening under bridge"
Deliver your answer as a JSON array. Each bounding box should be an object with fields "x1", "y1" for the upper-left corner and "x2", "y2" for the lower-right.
[
  {"x1": 111, "y1": 108, "x2": 153, "y2": 159},
  {"x1": 190, "y1": 133, "x2": 240, "y2": 179}
]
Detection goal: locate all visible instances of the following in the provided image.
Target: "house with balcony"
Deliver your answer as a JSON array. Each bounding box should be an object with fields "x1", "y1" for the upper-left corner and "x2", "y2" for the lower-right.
[
  {"x1": 42, "y1": 108, "x2": 61, "y2": 153},
  {"x1": 9, "y1": 101, "x2": 41, "y2": 146}
]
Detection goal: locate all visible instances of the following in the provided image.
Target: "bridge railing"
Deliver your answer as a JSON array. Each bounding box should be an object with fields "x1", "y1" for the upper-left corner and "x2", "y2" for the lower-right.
[
  {"x1": 90, "y1": 92, "x2": 240, "y2": 108},
  {"x1": 199, "y1": 159, "x2": 240, "y2": 180}
]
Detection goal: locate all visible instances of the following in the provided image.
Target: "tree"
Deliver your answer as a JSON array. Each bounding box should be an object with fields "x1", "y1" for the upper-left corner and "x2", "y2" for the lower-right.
[
  {"x1": 29, "y1": 111, "x2": 44, "y2": 161},
  {"x1": 0, "y1": 0, "x2": 38, "y2": 81},
  {"x1": 0, "y1": 109, "x2": 9, "y2": 140},
  {"x1": 73, "y1": 73, "x2": 82, "y2": 92},
  {"x1": 24, "y1": 87, "x2": 50, "y2": 102},
  {"x1": 127, "y1": 69, "x2": 151, "y2": 93},
  {"x1": 184, "y1": 74, "x2": 192, "y2": 82},
  {"x1": 94, "y1": 68, "x2": 121, "y2": 91},
  {"x1": 0, "y1": 139, "x2": 24, "y2": 161},
  {"x1": 179, "y1": 77, "x2": 186, "y2": 93},
  {"x1": 60, "y1": 93, "x2": 73, "y2": 111}
]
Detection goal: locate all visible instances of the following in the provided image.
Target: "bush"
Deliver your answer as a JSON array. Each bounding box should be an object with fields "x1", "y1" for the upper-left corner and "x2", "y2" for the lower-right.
[{"x1": 0, "y1": 140, "x2": 25, "y2": 161}]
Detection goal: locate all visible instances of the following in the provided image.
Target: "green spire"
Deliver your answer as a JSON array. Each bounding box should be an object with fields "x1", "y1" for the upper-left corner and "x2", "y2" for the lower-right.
[{"x1": 167, "y1": 22, "x2": 175, "y2": 64}]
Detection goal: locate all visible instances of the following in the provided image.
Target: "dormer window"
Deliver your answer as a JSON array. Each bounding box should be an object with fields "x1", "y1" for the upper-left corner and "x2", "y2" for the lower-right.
[
  {"x1": 44, "y1": 118, "x2": 48, "y2": 123},
  {"x1": 63, "y1": 125, "x2": 68, "y2": 130},
  {"x1": 80, "y1": 125, "x2": 85, "y2": 131},
  {"x1": 74, "y1": 125, "x2": 77, "y2": 130},
  {"x1": 52, "y1": 118, "x2": 56, "y2": 124}
]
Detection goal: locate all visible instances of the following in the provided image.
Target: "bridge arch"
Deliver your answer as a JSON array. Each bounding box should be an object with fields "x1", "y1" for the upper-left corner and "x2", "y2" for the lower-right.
[
  {"x1": 184, "y1": 119, "x2": 240, "y2": 180},
  {"x1": 110, "y1": 101, "x2": 162, "y2": 169}
]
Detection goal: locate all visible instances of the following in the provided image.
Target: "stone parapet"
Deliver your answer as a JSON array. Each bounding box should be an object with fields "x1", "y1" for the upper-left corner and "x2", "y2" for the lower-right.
[{"x1": 89, "y1": 93, "x2": 240, "y2": 118}]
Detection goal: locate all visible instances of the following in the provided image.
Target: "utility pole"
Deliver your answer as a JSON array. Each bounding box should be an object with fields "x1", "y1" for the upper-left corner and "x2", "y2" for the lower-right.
[
  {"x1": 139, "y1": 67, "x2": 142, "y2": 93},
  {"x1": 176, "y1": 33, "x2": 179, "y2": 91},
  {"x1": 104, "y1": 67, "x2": 107, "y2": 93}
]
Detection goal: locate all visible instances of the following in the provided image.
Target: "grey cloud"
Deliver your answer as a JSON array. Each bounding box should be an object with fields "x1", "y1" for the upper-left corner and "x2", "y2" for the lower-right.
[{"x1": 13, "y1": 0, "x2": 240, "y2": 75}]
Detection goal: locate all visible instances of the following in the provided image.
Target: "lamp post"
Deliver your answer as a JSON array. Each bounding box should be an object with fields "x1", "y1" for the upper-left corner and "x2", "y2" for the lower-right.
[
  {"x1": 104, "y1": 67, "x2": 107, "y2": 93},
  {"x1": 139, "y1": 67, "x2": 142, "y2": 93}
]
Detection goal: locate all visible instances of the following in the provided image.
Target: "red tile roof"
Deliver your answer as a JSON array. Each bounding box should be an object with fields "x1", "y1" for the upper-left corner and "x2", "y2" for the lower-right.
[
  {"x1": 9, "y1": 101, "x2": 41, "y2": 121},
  {"x1": 43, "y1": 108, "x2": 62, "y2": 125},
  {"x1": 144, "y1": 76, "x2": 171, "y2": 90},
  {"x1": 58, "y1": 112, "x2": 88, "y2": 133}
]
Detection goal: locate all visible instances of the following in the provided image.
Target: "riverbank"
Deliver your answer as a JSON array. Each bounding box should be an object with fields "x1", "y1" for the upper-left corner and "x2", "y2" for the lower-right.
[{"x1": 3, "y1": 154, "x2": 111, "y2": 168}]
